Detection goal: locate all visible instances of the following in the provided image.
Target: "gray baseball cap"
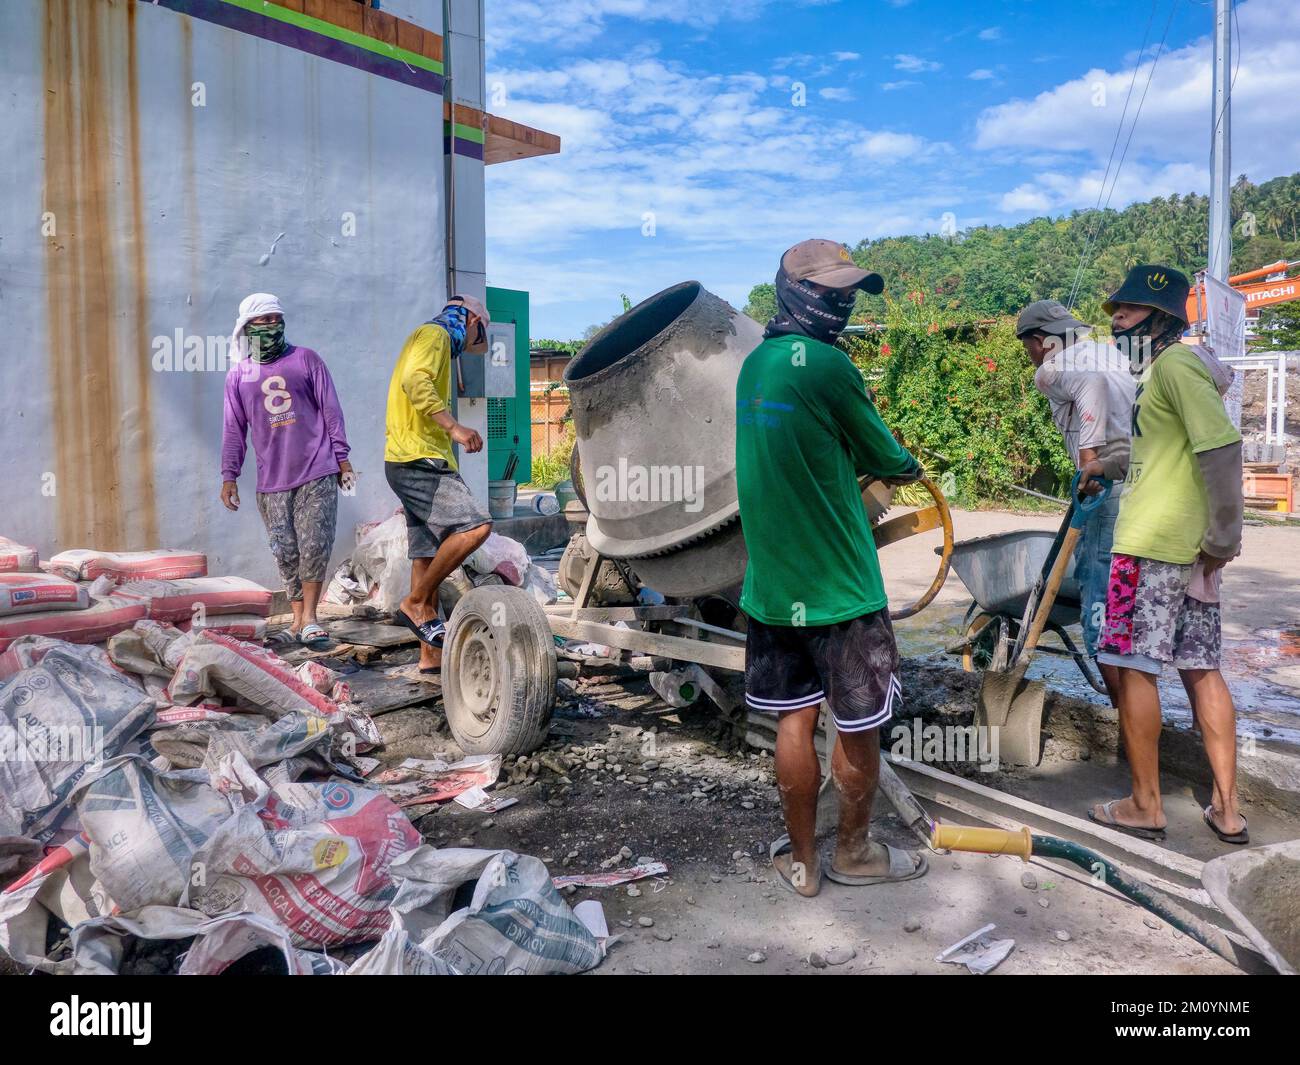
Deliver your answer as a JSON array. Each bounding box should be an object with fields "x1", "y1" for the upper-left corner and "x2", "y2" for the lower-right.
[
  {"x1": 782, "y1": 239, "x2": 885, "y2": 294},
  {"x1": 1015, "y1": 300, "x2": 1088, "y2": 338}
]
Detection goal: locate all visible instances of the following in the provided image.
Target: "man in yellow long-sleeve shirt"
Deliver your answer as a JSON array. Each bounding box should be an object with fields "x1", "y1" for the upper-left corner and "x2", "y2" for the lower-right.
[{"x1": 384, "y1": 295, "x2": 493, "y2": 673}]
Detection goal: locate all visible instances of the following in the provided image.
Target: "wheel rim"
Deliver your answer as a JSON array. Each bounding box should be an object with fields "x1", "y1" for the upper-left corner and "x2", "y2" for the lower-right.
[{"x1": 453, "y1": 620, "x2": 500, "y2": 740}]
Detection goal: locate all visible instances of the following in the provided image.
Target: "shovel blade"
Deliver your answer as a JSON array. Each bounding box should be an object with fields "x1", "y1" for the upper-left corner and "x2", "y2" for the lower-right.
[{"x1": 976, "y1": 666, "x2": 1046, "y2": 767}]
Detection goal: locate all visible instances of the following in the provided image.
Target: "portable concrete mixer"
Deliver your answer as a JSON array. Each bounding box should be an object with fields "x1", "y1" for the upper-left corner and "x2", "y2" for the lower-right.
[{"x1": 439, "y1": 281, "x2": 953, "y2": 756}]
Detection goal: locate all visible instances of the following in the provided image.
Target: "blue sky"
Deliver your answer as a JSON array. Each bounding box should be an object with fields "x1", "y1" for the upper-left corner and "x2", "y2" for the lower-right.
[{"x1": 483, "y1": 0, "x2": 1300, "y2": 339}]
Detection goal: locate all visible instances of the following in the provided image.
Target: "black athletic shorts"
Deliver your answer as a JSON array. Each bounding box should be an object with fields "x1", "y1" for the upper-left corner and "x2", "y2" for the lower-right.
[{"x1": 743, "y1": 607, "x2": 901, "y2": 733}]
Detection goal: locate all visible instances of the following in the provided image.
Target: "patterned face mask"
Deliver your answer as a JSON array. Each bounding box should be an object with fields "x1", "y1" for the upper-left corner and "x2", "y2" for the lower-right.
[{"x1": 246, "y1": 320, "x2": 288, "y2": 363}]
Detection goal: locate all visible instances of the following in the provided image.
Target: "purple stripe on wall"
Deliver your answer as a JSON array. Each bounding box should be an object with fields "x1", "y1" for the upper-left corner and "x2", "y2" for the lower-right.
[
  {"x1": 445, "y1": 137, "x2": 485, "y2": 161},
  {"x1": 142, "y1": 0, "x2": 446, "y2": 95}
]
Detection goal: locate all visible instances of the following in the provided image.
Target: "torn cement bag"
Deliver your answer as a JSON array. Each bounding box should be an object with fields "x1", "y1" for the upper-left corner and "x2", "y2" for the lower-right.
[
  {"x1": 466, "y1": 533, "x2": 530, "y2": 586},
  {"x1": 42, "y1": 548, "x2": 208, "y2": 582},
  {"x1": 185, "y1": 755, "x2": 421, "y2": 949},
  {"x1": 107, "y1": 619, "x2": 192, "y2": 681},
  {"x1": 71, "y1": 755, "x2": 236, "y2": 913},
  {"x1": 166, "y1": 632, "x2": 339, "y2": 718},
  {"x1": 324, "y1": 510, "x2": 410, "y2": 614},
  {"x1": 69, "y1": 907, "x2": 347, "y2": 976},
  {"x1": 0, "y1": 536, "x2": 39, "y2": 573},
  {"x1": 0, "y1": 644, "x2": 155, "y2": 842},
  {"x1": 0, "y1": 831, "x2": 118, "y2": 974},
  {"x1": 346, "y1": 846, "x2": 603, "y2": 975},
  {"x1": 0, "y1": 595, "x2": 148, "y2": 652},
  {"x1": 0, "y1": 572, "x2": 87, "y2": 616},
  {"x1": 114, "y1": 576, "x2": 273, "y2": 623}
]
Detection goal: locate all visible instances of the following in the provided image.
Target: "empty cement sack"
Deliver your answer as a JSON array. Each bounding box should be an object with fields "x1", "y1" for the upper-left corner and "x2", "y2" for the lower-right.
[
  {"x1": 166, "y1": 631, "x2": 340, "y2": 717},
  {"x1": 42, "y1": 548, "x2": 207, "y2": 582},
  {"x1": 346, "y1": 846, "x2": 604, "y2": 975},
  {"x1": 0, "y1": 595, "x2": 148, "y2": 652},
  {"x1": 185, "y1": 754, "x2": 422, "y2": 949},
  {"x1": 0, "y1": 536, "x2": 39, "y2": 573},
  {"x1": 0, "y1": 642, "x2": 155, "y2": 843},
  {"x1": 115, "y1": 576, "x2": 273, "y2": 623},
  {"x1": 0, "y1": 572, "x2": 87, "y2": 616}
]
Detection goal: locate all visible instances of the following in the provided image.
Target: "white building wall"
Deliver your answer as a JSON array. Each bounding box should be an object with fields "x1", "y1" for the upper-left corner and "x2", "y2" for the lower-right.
[{"x1": 0, "y1": 0, "x2": 452, "y2": 588}]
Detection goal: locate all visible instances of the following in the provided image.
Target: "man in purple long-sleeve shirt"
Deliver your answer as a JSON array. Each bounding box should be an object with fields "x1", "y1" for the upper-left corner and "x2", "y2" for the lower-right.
[{"x1": 220, "y1": 293, "x2": 353, "y2": 647}]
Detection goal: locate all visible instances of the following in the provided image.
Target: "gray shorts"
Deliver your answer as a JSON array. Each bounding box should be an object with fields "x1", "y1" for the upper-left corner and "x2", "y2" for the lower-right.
[{"x1": 385, "y1": 458, "x2": 491, "y2": 559}]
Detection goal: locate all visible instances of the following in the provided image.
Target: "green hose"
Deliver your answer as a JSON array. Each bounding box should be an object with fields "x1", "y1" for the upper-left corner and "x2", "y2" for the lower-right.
[{"x1": 1031, "y1": 835, "x2": 1239, "y2": 964}]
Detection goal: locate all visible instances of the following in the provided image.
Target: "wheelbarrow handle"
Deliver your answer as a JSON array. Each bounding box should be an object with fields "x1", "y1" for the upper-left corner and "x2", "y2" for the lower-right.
[{"x1": 1069, "y1": 470, "x2": 1111, "y2": 528}]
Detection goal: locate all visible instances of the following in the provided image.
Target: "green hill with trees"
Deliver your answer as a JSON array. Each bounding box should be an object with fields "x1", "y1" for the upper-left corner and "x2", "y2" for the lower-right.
[{"x1": 744, "y1": 172, "x2": 1300, "y2": 334}]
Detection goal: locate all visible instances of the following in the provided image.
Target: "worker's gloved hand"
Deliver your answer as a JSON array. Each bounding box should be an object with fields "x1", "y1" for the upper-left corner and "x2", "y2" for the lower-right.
[{"x1": 882, "y1": 458, "x2": 924, "y2": 487}]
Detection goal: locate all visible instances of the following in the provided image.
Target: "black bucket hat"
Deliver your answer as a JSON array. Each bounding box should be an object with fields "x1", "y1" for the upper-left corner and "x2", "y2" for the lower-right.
[{"x1": 1102, "y1": 264, "x2": 1190, "y2": 324}]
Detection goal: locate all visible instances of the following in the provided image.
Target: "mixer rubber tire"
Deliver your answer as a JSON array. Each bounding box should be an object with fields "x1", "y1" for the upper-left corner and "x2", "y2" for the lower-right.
[{"x1": 443, "y1": 585, "x2": 557, "y2": 756}]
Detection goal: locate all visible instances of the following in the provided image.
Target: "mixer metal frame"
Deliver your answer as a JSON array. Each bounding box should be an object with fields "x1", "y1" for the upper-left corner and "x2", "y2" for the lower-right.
[{"x1": 439, "y1": 478, "x2": 955, "y2": 756}]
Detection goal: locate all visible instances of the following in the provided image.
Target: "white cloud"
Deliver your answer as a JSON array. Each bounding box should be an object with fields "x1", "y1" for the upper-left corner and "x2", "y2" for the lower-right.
[
  {"x1": 819, "y1": 87, "x2": 854, "y2": 101},
  {"x1": 978, "y1": 27, "x2": 1002, "y2": 41},
  {"x1": 968, "y1": 69, "x2": 995, "y2": 80},
  {"x1": 974, "y1": 0, "x2": 1300, "y2": 211},
  {"x1": 880, "y1": 79, "x2": 918, "y2": 91},
  {"x1": 832, "y1": 51, "x2": 861, "y2": 62},
  {"x1": 894, "y1": 53, "x2": 942, "y2": 73}
]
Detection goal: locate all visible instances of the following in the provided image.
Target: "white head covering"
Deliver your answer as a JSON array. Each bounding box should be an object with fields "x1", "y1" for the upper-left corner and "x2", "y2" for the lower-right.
[{"x1": 230, "y1": 292, "x2": 285, "y2": 362}]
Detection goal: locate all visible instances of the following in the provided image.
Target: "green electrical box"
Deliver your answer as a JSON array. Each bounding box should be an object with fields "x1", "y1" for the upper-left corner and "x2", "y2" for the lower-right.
[{"x1": 485, "y1": 286, "x2": 531, "y2": 483}]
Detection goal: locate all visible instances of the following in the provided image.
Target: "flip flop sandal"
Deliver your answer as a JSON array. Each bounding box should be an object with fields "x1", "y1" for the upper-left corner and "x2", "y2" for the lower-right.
[
  {"x1": 393, "y1": 609, "x2": 446, "y2": 648},
  {"x1": 267, "y1": 629, "x2": 300, "y2": 647},
  {"x1": 769, "y1": 834, "x2": 822, "y2": 896},
  {"x1": 299, "y1": 622, "x2": 331, "y2": 649},
  {"x1": 1087, "y1": 799, "x2": 1167, "y2": 841},
  {"x1": 1203, "y1": 805, "x2": 1249, "y2": 845},
  {"x1": 826, "y1": 843, "x2": 928, "y2": 886}
]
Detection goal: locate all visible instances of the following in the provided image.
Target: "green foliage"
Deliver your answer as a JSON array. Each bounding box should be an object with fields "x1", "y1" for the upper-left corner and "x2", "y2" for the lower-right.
[
  {"x1": 532, "y1": 338, "x2": 584, "y2": 356},
  {"x1": 529, "y1": 424, "x2": 575, "y2": 489},
  {"x1": 867, "y1": 295, "x2": 1074, "y2": 503},
  {"x1": 743, "y1": 282, "x2": 776, "y2": 324},
  {"x1": 743, "y1": 172, "x2": 1300, "y2": 324},
  {"x1": 1251, "y1": 305, "x2": 1300, "y2": 351}
]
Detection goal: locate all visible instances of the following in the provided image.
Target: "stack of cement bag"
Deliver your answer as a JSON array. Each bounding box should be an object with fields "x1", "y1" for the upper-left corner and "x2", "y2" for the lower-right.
[{"x1": 0, "y1": 622, "x2": 604, "y2": 976}]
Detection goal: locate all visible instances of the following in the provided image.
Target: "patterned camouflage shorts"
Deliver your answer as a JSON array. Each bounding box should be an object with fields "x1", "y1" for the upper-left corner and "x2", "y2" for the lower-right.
[
  {"x1": 1097, "y1": 554, "x2": 1220, "y2": 674},
  {"x1": 256, "y1": 473, "x2": 339, "y2": 601}
]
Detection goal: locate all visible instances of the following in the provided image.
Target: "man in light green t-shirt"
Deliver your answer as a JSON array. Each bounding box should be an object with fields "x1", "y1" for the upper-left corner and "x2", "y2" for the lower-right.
[{"x1": 1080, "y1": 265, "x2": 1247, "y2": 846}]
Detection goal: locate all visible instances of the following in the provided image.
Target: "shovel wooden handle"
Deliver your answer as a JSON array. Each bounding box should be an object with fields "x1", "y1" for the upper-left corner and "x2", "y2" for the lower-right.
[{"x1": 1020, "y1": 524, "x2": 1083, "y2": 658}]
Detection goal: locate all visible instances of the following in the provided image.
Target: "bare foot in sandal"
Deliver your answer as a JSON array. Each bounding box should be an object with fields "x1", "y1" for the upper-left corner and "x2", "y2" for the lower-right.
[
  {"x1": 1088, "y1": 796, "x2": 1167, "y2": 840},
  {"x1": 831, "y1": 839, "x2": 925, "y2": 884},
  {"x1": 771, "y1": 839, "x2": 822, "y2": 898}
]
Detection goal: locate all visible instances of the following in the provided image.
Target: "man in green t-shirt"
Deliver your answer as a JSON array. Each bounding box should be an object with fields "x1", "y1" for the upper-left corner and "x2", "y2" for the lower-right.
[
  {"x1": 1080, "y1": 265, "x2": 1247, "y2": 845},
  {"x1": 736, "y1": 239, "x2": 928, "y2": 897}
]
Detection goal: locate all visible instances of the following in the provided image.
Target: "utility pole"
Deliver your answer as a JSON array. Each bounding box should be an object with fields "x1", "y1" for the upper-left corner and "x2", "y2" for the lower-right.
[{"x1": 1207, "y1": 0, "x2": 1232, "y2": 282}]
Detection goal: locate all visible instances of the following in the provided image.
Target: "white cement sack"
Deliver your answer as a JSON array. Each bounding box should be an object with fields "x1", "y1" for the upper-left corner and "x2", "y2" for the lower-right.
[
  {"x1": 522, "y1": 563, "x2": 558, "y2": 606},
  {"x1": 346, "y1": 846, "x2": 603, "y2": 975},
  {"x1": 42, "y1": 548, "x2": 208, "y2": 582},
  {"x1": 68, "y1": 907, "x2": 346, "y2": 976},
  {"x1": 0, "y1": 572, "x2": 87, "y2": 616},
  {"x1": 0, "y1": 635, "x2": 117, "y2": 681},
  {"x1": 0, "y1": 645, "x2": 155, "y2": 842},
  {"x1": 72, "y1": 755, "x2": 236, "y2": 912},
  {"x1": 185, "y1": 613, "x2": 267, "y2": 641},
  {"x1": 0, "y1": 536, "x2": 39, "y2": 573},
  {"x1": 115, "y1": 576, "x2": 272, "y2": 623},
  {"x1": 0, "y1": 595, "x2": 147, "y2": 653},
  {"x1": 324, "y1": 511, "x2": 410, "y2": 614},
  {"x1": 466, "y1": 533, "x2": 529, "y2": 586}
]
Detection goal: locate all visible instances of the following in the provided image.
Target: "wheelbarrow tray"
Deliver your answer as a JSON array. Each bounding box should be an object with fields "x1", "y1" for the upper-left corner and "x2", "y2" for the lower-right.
[
  {"x1": 1201, "y1": 838, "x2": 1300, "y2": 975},
  {"x1": 941, "y1": 529, "x2": 1082, "y2": 626}
]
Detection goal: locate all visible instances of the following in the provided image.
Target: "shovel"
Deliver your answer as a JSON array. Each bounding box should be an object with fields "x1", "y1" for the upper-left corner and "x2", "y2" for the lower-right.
[{"x1": 976, "y1": 473, "x2": 1110, "y2": 766}]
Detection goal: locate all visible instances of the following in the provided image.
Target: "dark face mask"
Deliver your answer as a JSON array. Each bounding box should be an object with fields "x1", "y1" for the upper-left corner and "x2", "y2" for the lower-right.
[
  {"x1": 246, "y1": 320, "x2": 288, "y2": 364},
  {"x1": 1113, "y1": 311, "x2": 1181, "y2": 375},
  {"x1": 764, "y1": 268, "x2": 856, "y2": 344}
]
